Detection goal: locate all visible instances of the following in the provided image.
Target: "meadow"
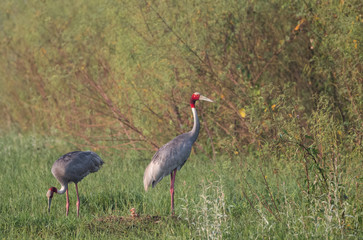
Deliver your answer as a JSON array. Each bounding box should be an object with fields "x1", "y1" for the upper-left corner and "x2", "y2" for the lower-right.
[
  {"x1": 0, "y1": 133, "x2": 361, "y2": 239},
  {"x1": 0, "y1": 0, "x2": 362, "y2": 239}
]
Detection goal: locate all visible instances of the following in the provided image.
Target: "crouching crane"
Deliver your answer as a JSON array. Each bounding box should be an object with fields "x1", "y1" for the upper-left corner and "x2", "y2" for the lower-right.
[
  {"x1": 143, "y1": 92, "x2": 213, "y2": 215},
  {"x1": 46, "y1": 151, "x2": 104, "y2": 217}
]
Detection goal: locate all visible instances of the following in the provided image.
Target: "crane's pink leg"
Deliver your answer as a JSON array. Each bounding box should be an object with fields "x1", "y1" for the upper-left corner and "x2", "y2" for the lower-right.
[
  {"x1": 66, "y1": 189, "x2": 69, "y2": 216},
  {"x1": 170, "y1": 169, "x2": 177, "y2": 215},
  {"x1": 75, "y1": 183, "x2": 80, "y2": 217}
]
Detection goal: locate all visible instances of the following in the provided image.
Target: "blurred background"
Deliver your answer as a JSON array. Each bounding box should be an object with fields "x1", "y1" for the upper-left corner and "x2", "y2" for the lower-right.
[{"x1": 0, "y1": 0, "x2": 361, "y2": 156}]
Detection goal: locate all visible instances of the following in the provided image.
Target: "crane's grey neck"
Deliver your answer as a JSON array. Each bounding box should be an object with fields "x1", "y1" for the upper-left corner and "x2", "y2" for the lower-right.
[
  {"x1": 57, "y1": 184, "x2": 68, "y2": 195},
  {"x1": 190, "y1": 107, "x2": 200, "y2": 143}
]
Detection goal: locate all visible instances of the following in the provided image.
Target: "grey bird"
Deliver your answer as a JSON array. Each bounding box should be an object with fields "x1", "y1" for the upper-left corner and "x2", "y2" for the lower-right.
[
  {"x1": 143, "y1": 92, "x2": 213, "y2": 215},
  {"x1": 46, "y1": 151, "x2": 104, "y2": 217}
]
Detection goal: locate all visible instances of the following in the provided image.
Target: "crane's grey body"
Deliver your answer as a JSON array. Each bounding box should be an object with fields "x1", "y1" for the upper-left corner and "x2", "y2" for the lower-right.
[
  {"x1": 51, "y1": 151, "x2": 104, "y2": 187},
  {"x1": 144, "y1": 129, "x2": 198, "y2": 190},
  {"x1": 47, "y1": 151, "x2": 104, "y2": 216}
]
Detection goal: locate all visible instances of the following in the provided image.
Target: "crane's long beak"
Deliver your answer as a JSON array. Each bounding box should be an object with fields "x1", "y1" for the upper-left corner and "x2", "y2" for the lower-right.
[
  {"x1": 199, "y1": 95, "x2": 213, "y2": 102},
  {"x1": 48, "y1": 197, "x2": 52, "y2": 213}
]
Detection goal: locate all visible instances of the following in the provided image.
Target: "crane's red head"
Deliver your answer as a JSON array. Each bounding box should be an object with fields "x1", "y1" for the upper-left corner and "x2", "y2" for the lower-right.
[
  {"x1": 47, "y1": 187, "x2": 58, "y2": 213},
  {"x1": 47, "y1": 187, "x2": 57, "y2": 198},
  {"x1": 190, "y1": 92, "x2": 213, "y2": 108}
]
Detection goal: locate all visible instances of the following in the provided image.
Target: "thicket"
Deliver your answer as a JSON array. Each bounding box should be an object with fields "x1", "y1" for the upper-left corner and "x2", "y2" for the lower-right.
[
  {"x1": 0, "y1": 0, "x2": 361, "y2": 237},
  {"x1": 0, "y1": 0, "x2": 361, "y2": 152}
]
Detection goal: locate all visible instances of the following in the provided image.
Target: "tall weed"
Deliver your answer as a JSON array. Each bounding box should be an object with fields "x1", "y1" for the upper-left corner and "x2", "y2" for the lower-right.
[{"x1": 181, "y1": 178, "x2": 228, "y2": 239}]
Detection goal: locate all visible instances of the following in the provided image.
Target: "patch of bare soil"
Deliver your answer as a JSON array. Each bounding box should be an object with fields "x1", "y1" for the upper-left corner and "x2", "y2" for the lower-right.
[
  {"x1": 95, "y1": 215, "x2": 162, "y2": 224},
  {"x1": 88, "y1": 214, "x2": 167, "y2": 234}
]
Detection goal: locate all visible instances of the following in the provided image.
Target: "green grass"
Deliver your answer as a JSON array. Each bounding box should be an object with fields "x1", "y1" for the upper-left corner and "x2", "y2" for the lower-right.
[{"x1": 0, "y1": 134, "x2": 361, "y2": 239}]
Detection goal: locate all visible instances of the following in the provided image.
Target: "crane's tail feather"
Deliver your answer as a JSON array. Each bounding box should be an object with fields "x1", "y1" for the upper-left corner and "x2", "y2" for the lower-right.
[
  {"x1": 143, "y1": 163, "x2": 152, "y2": 191},
  {"x1": 143, "y1": 162, "x2": 165, "y2": 191}
]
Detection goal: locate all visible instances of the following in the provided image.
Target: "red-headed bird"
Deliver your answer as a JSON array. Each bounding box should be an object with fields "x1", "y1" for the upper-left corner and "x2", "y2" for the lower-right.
[
  {"x1": 46, "y1": 151, "x2": 104, "y2": 217},
  {"x1": 143, "y1": 92, "x2": 213, "y2": 215}
]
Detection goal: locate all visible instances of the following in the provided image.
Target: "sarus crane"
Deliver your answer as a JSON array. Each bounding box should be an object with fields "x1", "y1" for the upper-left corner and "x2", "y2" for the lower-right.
[
  {"x1": 143, "y1": 92, "x2": 213, "y2": 215},
  {"x1": 46, "y1": 151, "x2": 104, "y2": 217}
]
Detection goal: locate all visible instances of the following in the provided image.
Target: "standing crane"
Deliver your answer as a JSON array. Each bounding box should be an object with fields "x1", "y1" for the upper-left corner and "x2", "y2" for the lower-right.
[
  {"x1": 46, "y1": 151, "x2": 104, "y2": 217},
  {"x1": 143, "y1": 92, "x2": 213, "y2": 215}
]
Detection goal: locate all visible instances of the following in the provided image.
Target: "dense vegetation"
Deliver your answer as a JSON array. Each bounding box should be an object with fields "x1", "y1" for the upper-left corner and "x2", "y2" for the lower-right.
[
  {"x1": 0, "y1": 0, "x2": 361, "y2": 239},
  {"x1": 0, "y1": 134, "x2": 360, "y2": 239}
]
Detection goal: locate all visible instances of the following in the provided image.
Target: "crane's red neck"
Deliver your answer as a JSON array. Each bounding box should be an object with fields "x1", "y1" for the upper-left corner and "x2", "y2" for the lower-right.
[
  {"x1": 49, "y1": 187, "x2": 58, "y2": 193},
  {"x1": 190, "y1": 93, "x2": 200, "y2": 108}
]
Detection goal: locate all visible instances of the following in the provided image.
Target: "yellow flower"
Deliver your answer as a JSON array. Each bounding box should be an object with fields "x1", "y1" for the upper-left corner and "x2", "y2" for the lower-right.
[
  {"x1": 294, "y1": 18, "x2": 305, "y2": 31},
  {"x1": 271, "y1": 104, "x2": 276, "y2": 110},
  {"x1": 234, "y1": 151, "x2": 239, "y2": 155},
  {"x1": 239, "y1": 108, "x2": 246, "y2": 118}
]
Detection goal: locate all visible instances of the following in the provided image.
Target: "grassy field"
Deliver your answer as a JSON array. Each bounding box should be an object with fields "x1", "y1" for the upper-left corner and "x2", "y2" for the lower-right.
[
  {"x1": 0, "y1": 0, "x2": 361, "y2": 239},
  {"x1": 0, "y1": 134, "x2": 361, "y2": 239}
]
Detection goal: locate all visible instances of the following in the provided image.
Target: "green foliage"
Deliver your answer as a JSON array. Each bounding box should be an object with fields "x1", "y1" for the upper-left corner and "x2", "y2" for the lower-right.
[
  {"x1": 0, "y1": 0, "x2": 361, "y2": 155},
  {"x1": 0, "y1": 1, "x2": 361, "y2": 238}
]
